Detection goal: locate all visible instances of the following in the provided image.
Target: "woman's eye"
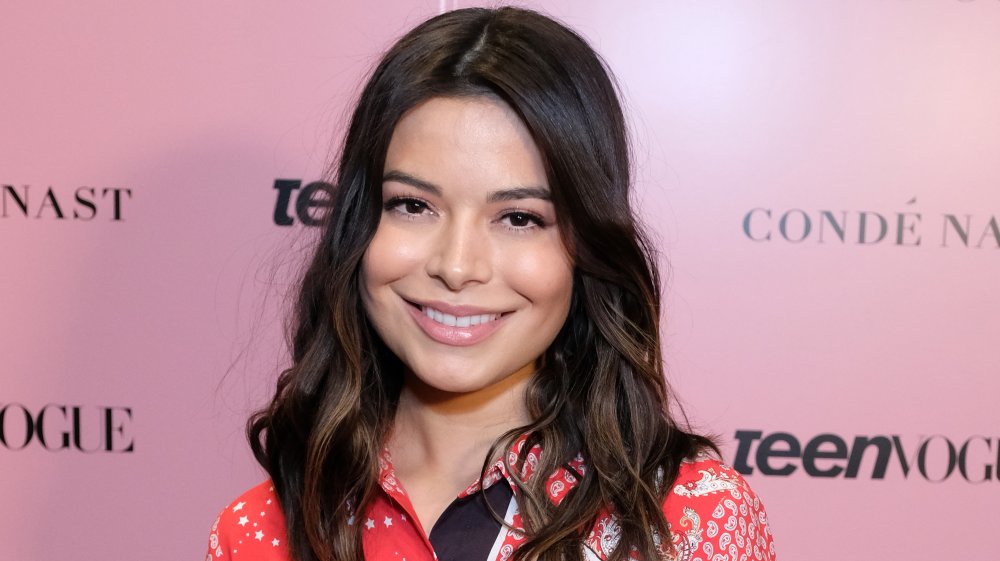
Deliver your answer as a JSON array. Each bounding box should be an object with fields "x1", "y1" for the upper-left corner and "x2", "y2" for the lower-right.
[
  {"x1": 403, "y1": 200, "x2": 427, "y2": 214},
  {"x1": 385, "y1": 197, "x2": 429, "y2": 215},
  {"x1": 501, "y1": 211, "x2": 545, "y2": 229}
]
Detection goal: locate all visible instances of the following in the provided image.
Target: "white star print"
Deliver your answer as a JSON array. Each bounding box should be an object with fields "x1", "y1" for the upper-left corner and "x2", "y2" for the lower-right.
[
  {"x1": 237, "y1": 516, "x2": 249, "y2": 527},
  {"x1": 384, "y1": 516, "x2": 393, "y2": 527},
  {"x1": 232, "y1": 502, "x2": 246, "y2": 512},
  {"x1": 271, "y1": 538, "x2": 280, "y2": 547},
  {"x1": 365, "y1": 518, "x2": 375, "y2": 530},
  {"x1": 255, "y1": 530, "x2": 264, "y2": 541},
  {"x1": 401, "y1": 514, "x2": 407, "y2": 521},
  {"x1": 266, "y1": 499, "x2": 272, "y2": 505}
]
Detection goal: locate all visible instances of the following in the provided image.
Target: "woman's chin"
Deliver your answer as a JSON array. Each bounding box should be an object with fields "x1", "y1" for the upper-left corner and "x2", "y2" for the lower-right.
[
  {"x1": 407, "y1": 370, "x2": 496, "y2": 396},
  {"x1": 401, "y1": 362, "x2": 534, "y2": 409}
]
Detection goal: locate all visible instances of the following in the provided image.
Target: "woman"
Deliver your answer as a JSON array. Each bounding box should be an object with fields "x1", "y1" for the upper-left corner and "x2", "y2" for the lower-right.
[{"x1": 207, "y1": 7, "x2": 775, "y2": 561}]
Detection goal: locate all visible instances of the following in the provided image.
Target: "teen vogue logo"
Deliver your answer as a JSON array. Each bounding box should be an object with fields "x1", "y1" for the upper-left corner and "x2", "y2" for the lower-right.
[
  {"x1": 742, "y1": 199, "x2": 999, "y2": 249},
  {"x1": 0, "y1": 403, "x2": 134, "y2": 453},
  {"x1": 2, "y1": 184, "x2": 132, "y2": 221},
  {"x1": 272, "y1": 179, "x2": 334, "y2": 226},
  {"x1": 733, "y1": 430, "x2": 999, "y2": 483}
]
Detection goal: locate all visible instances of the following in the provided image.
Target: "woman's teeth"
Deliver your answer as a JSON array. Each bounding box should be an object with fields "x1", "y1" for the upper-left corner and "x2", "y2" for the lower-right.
[{"x1": 422, "y1": 306, "x2": 500, "y2": 327}]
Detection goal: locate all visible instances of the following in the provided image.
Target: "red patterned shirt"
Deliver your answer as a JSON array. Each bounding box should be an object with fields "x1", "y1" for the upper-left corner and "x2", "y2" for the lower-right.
[{"x1": 207, "y1": 440, "x2": 775, "y2": 561}]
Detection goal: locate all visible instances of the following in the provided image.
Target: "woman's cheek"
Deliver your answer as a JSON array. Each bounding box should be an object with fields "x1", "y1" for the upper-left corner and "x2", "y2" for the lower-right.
[
  {"x1": 502, "y1": 238, "x2": 573, "y2": 302},
  {"x1": 368, "y1": 222, "x2": 427, "y2": 280}
]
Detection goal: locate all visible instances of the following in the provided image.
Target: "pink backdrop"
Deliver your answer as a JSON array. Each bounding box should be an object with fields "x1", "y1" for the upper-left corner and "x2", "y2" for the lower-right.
[{"x1": 2, "y1": 1, "x2": 997, "y2": 559}]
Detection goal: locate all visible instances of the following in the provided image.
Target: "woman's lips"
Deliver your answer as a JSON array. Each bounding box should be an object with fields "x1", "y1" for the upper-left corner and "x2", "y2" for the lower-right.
[{"x1": 405, "y1": 301, "x2": 507, "y2": 347}]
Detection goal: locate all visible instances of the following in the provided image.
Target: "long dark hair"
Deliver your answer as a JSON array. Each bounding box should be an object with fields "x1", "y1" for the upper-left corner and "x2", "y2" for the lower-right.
[{"x1": 249, "y1": 7, "x2": 716, "y2": 561}]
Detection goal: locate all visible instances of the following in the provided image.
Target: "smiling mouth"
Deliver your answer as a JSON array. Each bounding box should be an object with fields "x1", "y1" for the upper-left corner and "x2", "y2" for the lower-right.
[
  {"x1": 424, "y1": 306, "x2": 499, "y2": 327},
  {"x1": 404, "y1": 301, "x2": 507, "y2": 328},
  {"x1": 402, "y1": 299, "x2": 509, "y2": 346}
]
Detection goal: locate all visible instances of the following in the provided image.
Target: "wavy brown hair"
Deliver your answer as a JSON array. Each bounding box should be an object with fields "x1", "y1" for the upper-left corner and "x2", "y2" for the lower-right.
[{"x1": 249, "y1": 7, "x2": 716, "y2": 561}]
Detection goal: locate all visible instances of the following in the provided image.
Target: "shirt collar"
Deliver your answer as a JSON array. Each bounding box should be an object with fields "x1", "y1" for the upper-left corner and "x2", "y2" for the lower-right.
[{"x1": 377, "y1": 433, "x2": 587, "y2": 505}]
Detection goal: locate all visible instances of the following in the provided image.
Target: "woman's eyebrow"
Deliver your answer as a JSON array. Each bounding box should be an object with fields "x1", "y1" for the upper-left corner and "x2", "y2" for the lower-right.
[
  {"x1": 487, "y1": 186, "x2": 550, "y2": 202},
  {"x1": 383, "y1": 170, "x2": 441, "y2": 196},
  {"x1": 383, "y1": 169, "x2": 550, "y2": 202}
]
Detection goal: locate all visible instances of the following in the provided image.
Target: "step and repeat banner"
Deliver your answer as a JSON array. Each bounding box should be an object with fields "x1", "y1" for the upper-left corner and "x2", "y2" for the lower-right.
[{"x1": 2, "y1": 1, "x2": 996, "y2": 560}]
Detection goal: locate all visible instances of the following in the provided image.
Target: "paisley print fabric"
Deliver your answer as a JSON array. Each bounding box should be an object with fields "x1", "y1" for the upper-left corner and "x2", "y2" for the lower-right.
[{"x1": 207, "y1": 443, "x2": 775, "y2": 561}]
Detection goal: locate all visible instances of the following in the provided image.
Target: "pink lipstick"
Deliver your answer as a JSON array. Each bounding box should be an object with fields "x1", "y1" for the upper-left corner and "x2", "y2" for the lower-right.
[{"x1": 404, "y1": 300, "x2": 509, "y2": 346}]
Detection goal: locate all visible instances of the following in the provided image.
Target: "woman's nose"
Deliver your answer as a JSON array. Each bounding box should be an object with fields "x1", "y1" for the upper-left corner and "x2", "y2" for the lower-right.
[{"x1": 424, "y1": 217, "x2": 492, "y2": 290}]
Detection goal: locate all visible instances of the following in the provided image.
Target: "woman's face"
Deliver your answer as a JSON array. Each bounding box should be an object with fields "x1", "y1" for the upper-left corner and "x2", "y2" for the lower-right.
[{"x1": 361, "y1": 95, "x2": 574, "y2": 397}]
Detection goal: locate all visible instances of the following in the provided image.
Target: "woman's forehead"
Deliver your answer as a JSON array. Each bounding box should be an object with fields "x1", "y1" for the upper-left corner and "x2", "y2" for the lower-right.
[{"x1": 383, "y1": 96, "x2": 550, "y2": 199}]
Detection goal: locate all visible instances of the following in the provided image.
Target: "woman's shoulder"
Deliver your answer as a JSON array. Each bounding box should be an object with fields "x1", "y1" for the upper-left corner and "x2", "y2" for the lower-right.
[
  {"x1": 206, "y1": 480, "x2": 290, "y2": 561},
  {"x1": 661, "y1": 456, "x2": 776, "y2": 560}
]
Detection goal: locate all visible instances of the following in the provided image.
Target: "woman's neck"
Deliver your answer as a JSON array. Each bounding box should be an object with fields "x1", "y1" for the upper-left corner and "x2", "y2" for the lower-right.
[
  {"x1": 386, "y1": 363, "x2": 534, "y2": 532},
  {"x1": 390, "y1": 363, "x2": 533, "y2": 475}
]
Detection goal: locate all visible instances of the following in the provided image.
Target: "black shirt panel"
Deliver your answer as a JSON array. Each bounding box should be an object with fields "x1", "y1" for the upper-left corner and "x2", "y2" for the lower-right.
[{"x1": 428, "y1": 482, "x2": 515, "y2": 561}]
